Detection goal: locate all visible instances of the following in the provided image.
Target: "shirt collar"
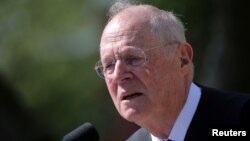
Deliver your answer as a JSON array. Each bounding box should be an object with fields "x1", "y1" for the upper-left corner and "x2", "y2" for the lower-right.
[{"x1": 151, "y1": 83, "x2": 201, "y2": 141}]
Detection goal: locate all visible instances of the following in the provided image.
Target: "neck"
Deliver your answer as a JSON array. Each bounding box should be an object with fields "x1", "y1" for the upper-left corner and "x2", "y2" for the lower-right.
[
  {"x1": 139, "y1": 111, "x2": 177, "y2": 138},
  {"x1": 137, "y1": 81, "x2": 192, "y2": 139}
]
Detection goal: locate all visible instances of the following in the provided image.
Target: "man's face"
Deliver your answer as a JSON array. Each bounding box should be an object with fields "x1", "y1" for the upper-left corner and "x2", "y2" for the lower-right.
[{"x1": 100, "y1": 11, "x2": 184, "y2": 125}]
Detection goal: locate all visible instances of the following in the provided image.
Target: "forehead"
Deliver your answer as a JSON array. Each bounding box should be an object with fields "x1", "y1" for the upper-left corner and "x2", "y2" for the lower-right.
[
  {"x1": 100, "y1": 26, "x2": 157, "y2": 61},
  {"x1": 100, "y1": 8, "x2": 159, "y2": 51},
  {"x1": 101, "y1": 29, "x2": 147, "y2": 52}
]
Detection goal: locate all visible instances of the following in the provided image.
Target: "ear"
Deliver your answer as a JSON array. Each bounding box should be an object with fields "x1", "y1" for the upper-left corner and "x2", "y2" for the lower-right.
[{"x1": 179, "y1": 43, "x2": 193, "y2": 71}]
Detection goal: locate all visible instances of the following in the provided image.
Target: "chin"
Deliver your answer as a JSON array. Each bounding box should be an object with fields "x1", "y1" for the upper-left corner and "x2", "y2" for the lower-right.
[{"x1": 121, "y1": 108, "x2": 142, "y2": 122}]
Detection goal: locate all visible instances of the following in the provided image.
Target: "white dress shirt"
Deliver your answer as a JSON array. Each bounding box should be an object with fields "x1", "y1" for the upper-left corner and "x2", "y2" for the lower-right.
[{"x1": 151, "y1": 83, "x2": 201, "y2": 141}]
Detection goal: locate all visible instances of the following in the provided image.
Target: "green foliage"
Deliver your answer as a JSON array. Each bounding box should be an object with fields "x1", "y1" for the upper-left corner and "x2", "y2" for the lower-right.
[
  {"x1": 0, "y1": 0, "x2": 115, "y2": 140},
  {"x1": 1, "y1": 0, "x2": 249, "y2": 140},
  {"x1": 0, "y1": 0, "x2": 211, "y2": 140}
]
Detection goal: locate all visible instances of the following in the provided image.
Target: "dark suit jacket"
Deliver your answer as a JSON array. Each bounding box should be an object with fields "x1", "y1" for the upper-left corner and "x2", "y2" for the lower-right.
[{"x1": 127, "y1": 86, "x2": 250, "y2": 141}]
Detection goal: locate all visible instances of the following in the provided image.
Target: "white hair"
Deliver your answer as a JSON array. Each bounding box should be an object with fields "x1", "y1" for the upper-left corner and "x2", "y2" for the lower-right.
[{"x1": 108, "y1": 0, "x2": 187, "y2": 44}]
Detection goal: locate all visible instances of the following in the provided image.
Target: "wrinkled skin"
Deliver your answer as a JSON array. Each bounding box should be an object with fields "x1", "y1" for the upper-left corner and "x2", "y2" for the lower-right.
[{"x1": 100, "y1": 7, "x2": 193, "y2": 138}]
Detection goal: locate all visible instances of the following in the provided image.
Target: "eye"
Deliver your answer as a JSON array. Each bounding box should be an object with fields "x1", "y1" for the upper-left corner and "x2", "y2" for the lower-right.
[
  {"x1": 103, "y1": 60, "x2": 116, "y2": 73},
  {"x1": 105, "y1": 62, "x2": 115, "y2": 69},
  {"x1": 125, "y1": 56, "x2": 145, "y2": 66}
]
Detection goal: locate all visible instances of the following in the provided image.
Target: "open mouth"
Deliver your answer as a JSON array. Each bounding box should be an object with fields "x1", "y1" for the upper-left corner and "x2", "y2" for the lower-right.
[{"x1": 123, "y1": 93, "x2": 143, "y2": 100}]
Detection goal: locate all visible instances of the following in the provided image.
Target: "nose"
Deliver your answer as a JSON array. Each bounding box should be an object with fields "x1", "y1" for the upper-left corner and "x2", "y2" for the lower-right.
[{"x1": 111, "y1": 60, "x2": 133, "y2": 83}]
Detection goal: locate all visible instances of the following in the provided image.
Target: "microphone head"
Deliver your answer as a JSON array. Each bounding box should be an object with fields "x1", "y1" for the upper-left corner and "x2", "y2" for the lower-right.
[{"x1": 62, "y1": 122, "x2": 99, "y2": 141}]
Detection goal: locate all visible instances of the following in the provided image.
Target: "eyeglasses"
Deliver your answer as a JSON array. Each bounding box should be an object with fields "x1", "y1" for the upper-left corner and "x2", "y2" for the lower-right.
[{"x1": 94, "y1": 43, "x2": 179, "y2": 79}]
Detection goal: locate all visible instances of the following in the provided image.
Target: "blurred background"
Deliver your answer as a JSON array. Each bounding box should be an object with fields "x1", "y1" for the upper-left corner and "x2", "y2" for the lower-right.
[{"x1": 0, "y1": 0, "x2": 249, "y2": 140}]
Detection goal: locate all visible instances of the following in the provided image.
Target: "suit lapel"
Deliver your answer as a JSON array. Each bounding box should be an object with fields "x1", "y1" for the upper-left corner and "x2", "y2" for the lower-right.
[{"x1": 126, "y1": 128, "x2": 152, "y2": 141}]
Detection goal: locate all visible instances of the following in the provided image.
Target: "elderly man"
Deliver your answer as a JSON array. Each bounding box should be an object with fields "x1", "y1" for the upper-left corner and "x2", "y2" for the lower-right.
[{"x1": 95, "y1": 1, "x2": 250, "y2": 141}]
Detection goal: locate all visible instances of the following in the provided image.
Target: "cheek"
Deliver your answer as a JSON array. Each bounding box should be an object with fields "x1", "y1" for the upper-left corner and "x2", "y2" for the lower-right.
[
  {"x1": 106, "y1": 81, "x2": 116, "y2": 98},
  {"x1": 106, "y1": 81, "x2": 120, "y2": 106},
  {"x1": 144, "y1": 57, "x2": 181, "y2": 93}
]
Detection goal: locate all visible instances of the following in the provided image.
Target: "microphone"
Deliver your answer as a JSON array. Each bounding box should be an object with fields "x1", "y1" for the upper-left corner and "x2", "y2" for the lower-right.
[{"x1": 61, "y1": 122, "x2": 99, "y2": 141}]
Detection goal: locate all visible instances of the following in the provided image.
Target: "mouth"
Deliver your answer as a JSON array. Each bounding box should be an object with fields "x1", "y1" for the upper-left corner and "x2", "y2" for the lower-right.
[{"x1": 122, "y1": 93, "x2": 143, "y2": 100}]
